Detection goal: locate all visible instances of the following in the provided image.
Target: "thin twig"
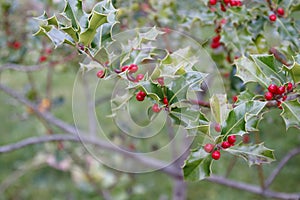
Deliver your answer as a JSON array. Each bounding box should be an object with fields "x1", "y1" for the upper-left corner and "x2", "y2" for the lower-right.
[
  {"x1": 188, "y1": 99, "x2": 211, "y2": 108},
  {"x1": 0, "y1": 64, "x2": 46, "y2": 72},
  {"x1": 265, "y1": 146, "x2": 300, "y2": 189},
  {"x1": 207, "y1": 175, "x2": 300, "y2": 200},
  {"x1": 0, "y1": 134, "x2": 180, "y2": 178},
  {"x1": 266, "y1": 94, "x2": 300, "y2": 107}
]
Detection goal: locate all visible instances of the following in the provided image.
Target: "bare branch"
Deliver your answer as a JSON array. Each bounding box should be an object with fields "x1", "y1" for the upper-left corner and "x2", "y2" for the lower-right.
[
  {"x1": 265, "y1": 146, "x2": 300, "y2": 189},
  {"x1": 187, "y1": 99, "x2": 211, "y2": 108},
  {"x1": 1, "y1": 132, "x2": 299, "y2": 199},
  {"x1": 0, "y1": 134, "x2": 181, "y2": 178},
  {"x1": 266, "y1": 94, "x2": 300, "y2": 107},
  {"x1": 207, "y1": 175, "x2": 300, "y2": 200},
  {"x1": 0, "y1": 63, "x2": 46, "y2": 72}
]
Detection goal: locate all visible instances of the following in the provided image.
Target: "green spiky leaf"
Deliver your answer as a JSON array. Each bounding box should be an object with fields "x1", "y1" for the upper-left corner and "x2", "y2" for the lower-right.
[
  {"x1": 226, "y1": 143, "x2": 275, "y2": 166},
  {"x1": 183, "y1": 148, "x2": 212, "y2": 181}
]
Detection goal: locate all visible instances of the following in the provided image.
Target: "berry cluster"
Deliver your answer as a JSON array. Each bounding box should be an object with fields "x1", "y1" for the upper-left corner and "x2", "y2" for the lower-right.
[
  {"x1": 204, "y1": 135, "x2": 236, "y2": 160},
  {"x1": 209, "y1": 0, "x2": 242, "y2": 11},
  {"x1": 96, "y1": 63, "x2": 169, "y2": 113},
  {"x1": 269, "y1": 7, "x2": 285, "y2": 22},
  {"x1": 97, "y1": 63, "x2": 145, "y2": 82},
  {"x1": 264, "y1": 82, "x2": 293, "y2": 109},
  {"x1": 119, "y1": 64, "x2": 145, "y2": 82},
  {"x1": 136, "y1": 90, "x2": 147, "y2": 101}
]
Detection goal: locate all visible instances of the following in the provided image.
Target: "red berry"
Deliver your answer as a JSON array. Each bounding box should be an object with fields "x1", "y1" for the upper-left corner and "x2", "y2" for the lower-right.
[
  {"x1": 265, "y1": 92, "x2": 273, "y2": 100},
  {"x1": 96, "y1": 70, "x2": 105, "y2": 78},
  {"x1": 210, "y1": 41, "x2": 221, "y2": 49},
  {"x1": 12, "y1": 41, "x2": 21, "y2": 49},
  {"x1": 136, "y1": 94, "x2": 145, "y2": 101},
  {"x1": 138, "y1": 90, "x2": 147, "y2": 97},
  {"x1": 209, "y1": 0, "x2": 217, "y2": 6},
  {"x1": 287, "y1": 82, "x2": 293, "y2": 91},
  {"x1": 128, "y1": 64, "x2": 138, "y2": 73},
  {"x1": 236, "y1": 0, "x2": 242, "y2": 6},
  {"x1": 136, "y1": 74, "x2": 144, "y2": 82},
  {"x1": 277, "y1": 86, "x2": 286, "y2": 95},
  {"x1": 221, "y1": 141, "x2": 231, "y2": 149},
  {"x1": 268, "y1": 84, "x2": 278, "y2": 94},
  {"x1": 232, "y1": 95, "x2": 238, "y2": 103},
  {"x1": 277, "y1": 7, "x2": 285, "y2": 16},
  {"x1": 212, "y1": 35, "x2": 221, "y2": 43},
  {"x1": 39, "y1": 55, "x2": 47, "y2": 62},
  {"x1": 269, "y1": 14, "x2": 277, "y2": 22},
  {"x1": 230, "y1": 0, "x2": 238, "y2": 6},
  {"x1": 121, "y1": 65, "x2": 129, "y2": 72},
  {"x1": 163, "y1": 97, "x2": 168, "y2": 106},
  {"x1": 223, "y1": 0, "x2": 230, "y2": 4},
  {"x1": 204, "y1": 143, "x2": 215, "y2": 153},
  {"x1": 212, "y1": 150, "x2": 221, "y2": 160},
  {"x1": 152, "y1": 103, "x2": 161, "y2": 113},
  {"x1": 157, "y1": 77, "x2": 165, "y2": 86},
  {"x1": 227, "y1": 135, "x2": 236, "y2": 144},
  {"x1": 214, "y1": 123, "x2": 221, "y2": 132}
]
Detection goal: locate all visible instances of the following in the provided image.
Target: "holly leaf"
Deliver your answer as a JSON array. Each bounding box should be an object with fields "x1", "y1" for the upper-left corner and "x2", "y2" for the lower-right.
[
  {"x1": 139, "y1": 27, "x2": 165, "y2": 41},
  {"x1": 93, "y1": 48, "x2": 109, "y2": 64},
  {"x1": 168, "y1": 71, "x2": 207, "y2": 105},
  {"x1": 34, "y1": 27, "x2": 75, "y2": 47},
  {"x1": 235, "y1": 56, "x2": 272, "y2": 88},
  {"x1": 221, "y1": 24, "x2": 254, "y2": 55},
  {"x1": 79, "y1": 61, "x2": 102, "y2": 72},
  {"x1": 221, "y1": 101, "x2": 267, "y2": 136},
  {"x1": 183, "y1": 148, "x2": 212, "y2": 181},
  {"x1": 290, "y1": 55, "x2": 300, "y2": 83},
  {"x1": 226, "y1": 143, "x2": 275, "y2": 166},
  {"x1": 281, "y1": 99, "x2": 300, "y2": 130},
  {"x1": 236, "y1": 89, "x2": 256, "y2": 103},
  {"x1": 251, "y1": 54, "x2": 286, "y2": 84},
  {"x1": 210, "y1": 94, "x2": 231, "y2": 124},
  {"x1": 170, "y1": 108, "x2": 210, "y2": 135},
  {"x1": 63, "y1": 0, "x2": 84, "y2": 31},
  {"x1": 79, "y1": 10, "x2": 108, "y2": 46}
]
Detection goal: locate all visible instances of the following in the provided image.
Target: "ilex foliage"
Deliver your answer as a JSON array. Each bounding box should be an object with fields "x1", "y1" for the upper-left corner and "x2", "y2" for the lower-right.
[{"x1": 35, "y1": 0, "x2": 300, "y2": 182}]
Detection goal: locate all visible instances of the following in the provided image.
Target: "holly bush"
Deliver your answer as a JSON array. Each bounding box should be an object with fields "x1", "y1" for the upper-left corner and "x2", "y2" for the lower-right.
[
  {"x1": 1, "y1": 0, "x2": 300, "y2": 199},
  {"x1": 35, "y1": 0, "x2": 299, "y2": 181}
]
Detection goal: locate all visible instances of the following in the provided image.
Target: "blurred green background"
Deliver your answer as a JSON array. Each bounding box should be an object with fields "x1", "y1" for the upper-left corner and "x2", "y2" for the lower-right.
[{"x1": 0, "y1": 0, "x2": 299, "y2": 199}]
